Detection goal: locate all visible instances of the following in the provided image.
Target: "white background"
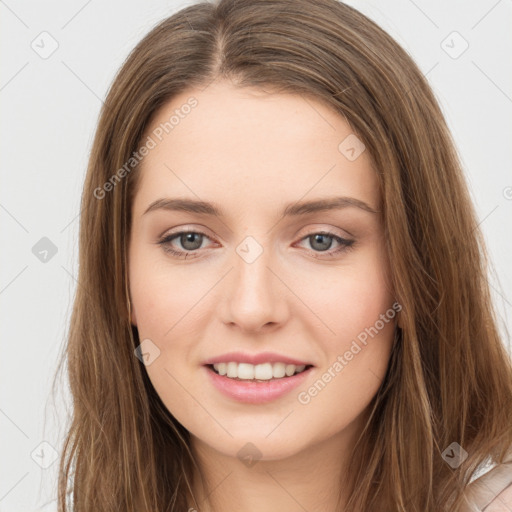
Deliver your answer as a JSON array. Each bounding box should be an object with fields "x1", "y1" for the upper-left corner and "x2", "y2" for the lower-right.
[{"x1": 1, "y1": 0, "x2": 511, "y2": 509}]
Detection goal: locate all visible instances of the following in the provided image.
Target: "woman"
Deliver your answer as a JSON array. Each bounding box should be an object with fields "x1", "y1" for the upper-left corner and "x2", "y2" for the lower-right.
[{"x1": 54, "y1": 0, "x2": 512, "y2": 510}]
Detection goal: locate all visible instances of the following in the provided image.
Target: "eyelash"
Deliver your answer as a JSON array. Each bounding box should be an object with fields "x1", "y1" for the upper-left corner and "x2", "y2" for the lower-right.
[{"x1": 157, "y1": 229, "x2": 355, "y2": 260}]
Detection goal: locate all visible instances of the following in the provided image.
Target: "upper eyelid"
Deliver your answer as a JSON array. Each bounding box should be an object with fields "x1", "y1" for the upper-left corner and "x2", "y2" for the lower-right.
[
  {"x1": 160, "y1": 224, "x2": 353, "y2": 241},
  {"x1": 161, "y1": 228, "x2": 217, "y2": 244}
]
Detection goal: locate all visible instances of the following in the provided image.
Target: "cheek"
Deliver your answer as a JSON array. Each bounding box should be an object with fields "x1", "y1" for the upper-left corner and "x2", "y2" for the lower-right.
[
  {"x1": 292, "y1": 267, "x2": 395, "y2": 445},
  {"x1": 129, "y1": 248, "x2": 208, "y2": 339},
  {"x1": 292, "y1": 245, "x2": 395, "y2": 403},
  {"x1": 296, "y1": 247, "x2": 394, "y2": 347},
  {"x1": 129, "y1": 259, "x2": 213, "y2": 430}
]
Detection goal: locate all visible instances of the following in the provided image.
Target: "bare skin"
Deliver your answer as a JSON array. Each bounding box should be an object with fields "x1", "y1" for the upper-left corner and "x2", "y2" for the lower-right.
[{"x1": 128, "y1": 78, "x2": 397, "y2": 512}]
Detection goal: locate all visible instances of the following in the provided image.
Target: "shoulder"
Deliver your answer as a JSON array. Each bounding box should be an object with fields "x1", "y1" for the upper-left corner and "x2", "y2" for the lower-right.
[{"x1": 461, "y1": 460, "x2": 512, "y2": 511}]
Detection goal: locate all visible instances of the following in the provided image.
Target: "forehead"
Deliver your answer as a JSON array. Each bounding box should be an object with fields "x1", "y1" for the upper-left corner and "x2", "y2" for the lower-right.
[{"x1": 133, "y1": 80, "x2": 379, "y2": 217}]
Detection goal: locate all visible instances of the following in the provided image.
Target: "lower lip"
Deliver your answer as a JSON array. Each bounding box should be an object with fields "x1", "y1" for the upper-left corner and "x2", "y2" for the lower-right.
[{"x1": 204, "y1": 365, "x2": 313, "y2": 404}]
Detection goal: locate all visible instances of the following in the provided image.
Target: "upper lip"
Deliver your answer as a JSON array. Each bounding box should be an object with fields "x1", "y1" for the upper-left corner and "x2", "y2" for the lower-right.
[{"x1": 203, "y1": 351, "x2": 314, "y2": 367}]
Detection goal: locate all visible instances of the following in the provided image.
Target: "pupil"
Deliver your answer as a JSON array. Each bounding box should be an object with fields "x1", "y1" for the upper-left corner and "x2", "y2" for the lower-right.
[
  {"x1": 311, "y1": 234, "x2": 332, "y2": 251},
  {"x1": 182, "y1": 233, "x2": 202, "y2": 250}
]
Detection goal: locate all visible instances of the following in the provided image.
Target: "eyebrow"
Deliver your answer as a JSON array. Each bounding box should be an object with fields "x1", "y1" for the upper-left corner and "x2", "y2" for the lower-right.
[{"x1": 143, "y1": 196, "x2": 379, "y2": 217}]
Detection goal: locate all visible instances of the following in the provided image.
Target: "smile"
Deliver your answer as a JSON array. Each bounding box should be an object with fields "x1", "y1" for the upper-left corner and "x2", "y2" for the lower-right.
[{"x1": 204, "y1": 363, "x2": 314, "y2": 403}]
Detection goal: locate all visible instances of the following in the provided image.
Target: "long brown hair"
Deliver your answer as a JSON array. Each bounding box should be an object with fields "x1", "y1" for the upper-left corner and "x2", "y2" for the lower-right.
[{"x1": 53, "y1": 0, "x2": 512, "y2": 510}]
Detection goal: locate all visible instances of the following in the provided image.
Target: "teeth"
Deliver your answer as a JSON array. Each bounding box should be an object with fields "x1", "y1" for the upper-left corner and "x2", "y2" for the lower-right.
[{"x1": 212, "y1": 362, "x2": 308, "y2": 380}]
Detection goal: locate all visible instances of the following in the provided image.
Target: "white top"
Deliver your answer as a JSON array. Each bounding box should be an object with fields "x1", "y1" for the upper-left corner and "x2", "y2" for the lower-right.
[{"x1": 461, "y1": 452, "x2": 512, "y2": 511}]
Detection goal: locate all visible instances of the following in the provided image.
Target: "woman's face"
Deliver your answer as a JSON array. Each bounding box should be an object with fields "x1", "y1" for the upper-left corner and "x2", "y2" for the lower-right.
[{"x1": 128, "y1": 79, "x2": 397, "y2": 462}]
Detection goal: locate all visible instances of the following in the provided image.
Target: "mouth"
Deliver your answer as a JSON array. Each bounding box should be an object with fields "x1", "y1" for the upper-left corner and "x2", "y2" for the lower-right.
[
  {"x1": 204, "y1": 361, "x2": 314, "y2": 403},
  {"x1": 205, "y1": 362, "x2": 314, "y2": 382}
]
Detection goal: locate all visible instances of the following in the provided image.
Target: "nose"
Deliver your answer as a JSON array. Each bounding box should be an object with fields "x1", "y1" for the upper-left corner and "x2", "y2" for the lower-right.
[{"x1": 220, "y1": 241, "x2": 289, "y2": 333}]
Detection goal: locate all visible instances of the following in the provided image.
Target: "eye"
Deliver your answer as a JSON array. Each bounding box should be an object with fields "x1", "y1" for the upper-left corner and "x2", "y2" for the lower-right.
[
  {"x1": 157, "y1": 229, "x2": 213, "y2": 259},
  {"x1": 157, "y1": 229, "x2": 355, "y2": 259},
  {"x1": 295, "y1": 231, "x2": 355, "y2": 258}
]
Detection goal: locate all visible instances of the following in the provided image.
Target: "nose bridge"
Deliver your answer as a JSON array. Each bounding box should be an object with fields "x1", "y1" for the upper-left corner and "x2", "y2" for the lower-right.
[{"x1": 223, "y1": 234, "x2": 286, "y2": 331}]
